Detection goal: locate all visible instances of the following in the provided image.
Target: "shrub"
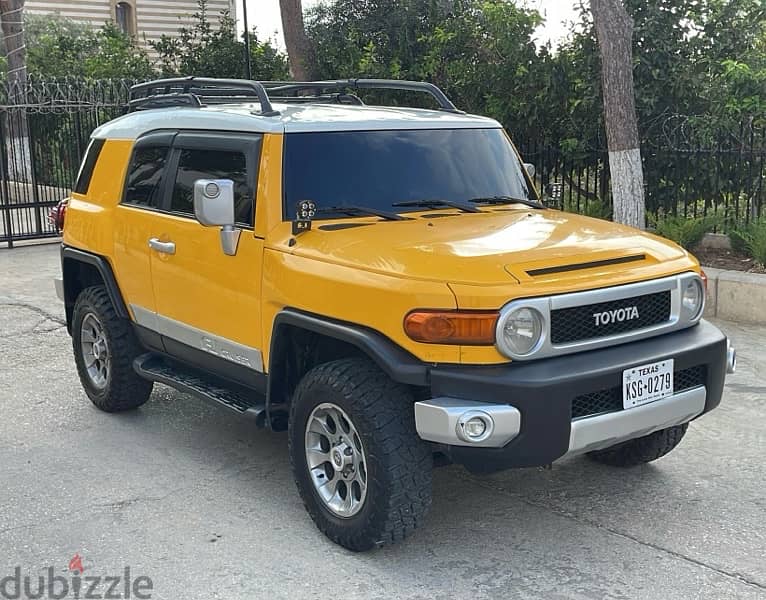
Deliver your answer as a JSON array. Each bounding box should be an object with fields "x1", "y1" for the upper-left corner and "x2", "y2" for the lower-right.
[
  {"x1": 730, "y1": 219, "x2": 766, "y2": 267},
  {"x1": 651, "y1": 215, "x2": 721, "y2": 250},
  {"x1": 562, "y1": 197, "x2": 612, "y2": 220}
]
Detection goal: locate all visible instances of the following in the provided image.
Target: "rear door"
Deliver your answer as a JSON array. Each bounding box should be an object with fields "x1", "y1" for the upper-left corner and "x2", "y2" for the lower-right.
[{"x1": 144, "y1": 132, "x2": 265, "y2": 385}]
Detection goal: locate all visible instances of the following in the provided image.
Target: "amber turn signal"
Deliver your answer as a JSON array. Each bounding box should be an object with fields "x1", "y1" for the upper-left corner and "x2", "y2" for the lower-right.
[{"x1": 404, "y1": 310, "x2": 499, "y2": 345}]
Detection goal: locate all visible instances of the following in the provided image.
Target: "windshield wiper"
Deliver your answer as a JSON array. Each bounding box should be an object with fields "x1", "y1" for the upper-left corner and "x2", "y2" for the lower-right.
[
  {"x1": 392, "y1": 199, "x2": 481, "y2": 213},
  {"x1": 316, "y1": 205, "x2": 407, "y2": 221},
  {"x1": 470, "y1": 195, "x2": 545, "y2": 209}
]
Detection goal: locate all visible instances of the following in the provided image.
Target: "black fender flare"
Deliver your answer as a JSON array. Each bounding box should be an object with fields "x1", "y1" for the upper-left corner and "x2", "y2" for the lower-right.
[
  {"x1": 265, "y1": 308, "x2": 430, "y2": 421},
  {"x1": 61, "y1": 245, "x2": 129, "y2": 329}
]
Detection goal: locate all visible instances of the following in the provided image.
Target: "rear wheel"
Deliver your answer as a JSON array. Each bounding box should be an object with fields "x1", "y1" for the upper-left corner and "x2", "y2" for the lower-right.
[
  {"x1": 72, "y1": 286, "x2": 153, "y2": 412},
  {"x1": 587, "y1": 424, "x2": 688, "y2": 467},
  {"x1": 288, "y1": 357, "x2": 433, "y2": 551}
]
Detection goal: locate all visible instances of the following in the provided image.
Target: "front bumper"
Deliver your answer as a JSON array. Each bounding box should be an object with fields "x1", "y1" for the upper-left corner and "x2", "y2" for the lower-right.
[{"x1": 415, "y1": 320, "x2": 728, "y2": 473}]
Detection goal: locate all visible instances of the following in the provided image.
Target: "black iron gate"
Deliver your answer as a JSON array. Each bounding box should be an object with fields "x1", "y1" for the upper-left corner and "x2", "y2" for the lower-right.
[{"x1": 0, "y1": 78, "x2": 130, "y2": 248}]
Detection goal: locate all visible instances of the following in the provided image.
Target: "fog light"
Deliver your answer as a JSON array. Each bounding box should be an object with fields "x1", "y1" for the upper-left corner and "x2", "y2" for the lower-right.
[
  {"x1": 464, "y1": 417, "x2": 486, "y2": 438},
  {"x1": 456, "y1": 410, "x2": 494, "y2": 443}
]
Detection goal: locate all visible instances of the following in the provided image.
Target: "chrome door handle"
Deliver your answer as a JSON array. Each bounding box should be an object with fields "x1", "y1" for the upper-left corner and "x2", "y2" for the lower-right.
[{"x1": 148, "y1": 238, "x2": 176, "y2": 255}]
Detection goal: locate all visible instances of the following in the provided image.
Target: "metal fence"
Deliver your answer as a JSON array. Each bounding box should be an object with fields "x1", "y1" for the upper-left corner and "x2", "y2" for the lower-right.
[
  {"x1": 520, "y1": 117, "x2": 766, "y2": 228},
  {"x1": 1, "y1": 78, "x2": 764, "y2": 247},
  {"x1": 0, "y1": 79, "x2": 131, "y2": 247}
]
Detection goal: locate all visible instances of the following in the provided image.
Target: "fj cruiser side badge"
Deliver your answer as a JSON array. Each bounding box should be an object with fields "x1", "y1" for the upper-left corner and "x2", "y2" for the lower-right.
[{"x1": 293, "y1": 200, "x2": 316, "y2": 235}]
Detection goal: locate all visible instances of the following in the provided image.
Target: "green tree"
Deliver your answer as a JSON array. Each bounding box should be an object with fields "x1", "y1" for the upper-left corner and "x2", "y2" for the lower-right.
[
  {"x1": 150, "y1": 0, "x2": 288, "y2": 79},
  {"x1": 555, "y1": 0, "x2": 766, "y2": 142},
  {"x1": 25, "y1": 14, "x2": 154, "y2": 79},
  {"x1": 305, "y1": 0, "x2": 545, "y2": 140}
]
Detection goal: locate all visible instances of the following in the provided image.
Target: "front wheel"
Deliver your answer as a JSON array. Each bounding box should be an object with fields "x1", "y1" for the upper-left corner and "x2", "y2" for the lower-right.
[
  {"x1": 587, "y1": 424, "x2": 688, "y2": 467},
  {"x1": 288, "y1": 358, "x2": 433, "y2": 551}
]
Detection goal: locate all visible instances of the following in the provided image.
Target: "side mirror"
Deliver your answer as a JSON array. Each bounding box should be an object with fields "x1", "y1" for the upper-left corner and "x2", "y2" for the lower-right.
[
  {"x1": 523, "y1": 163, "x2": 536, "y2": 179},
  {"x1": 193, "y1": 179, "x2": 240, "y2": 256},
  {"x1": 194, "y1": 179, "x2": 234, "y2": 226}
]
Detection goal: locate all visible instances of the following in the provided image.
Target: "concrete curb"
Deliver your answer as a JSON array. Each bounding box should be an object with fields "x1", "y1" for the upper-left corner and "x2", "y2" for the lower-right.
[{"x1": 702, "y1": 266, "x2": 766, "y2": 324}]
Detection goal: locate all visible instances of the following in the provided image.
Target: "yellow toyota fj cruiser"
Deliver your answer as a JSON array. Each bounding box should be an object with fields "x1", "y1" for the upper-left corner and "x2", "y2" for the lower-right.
[{"x1": 55, "y1": 77, "x2": 735, "y2": 551}]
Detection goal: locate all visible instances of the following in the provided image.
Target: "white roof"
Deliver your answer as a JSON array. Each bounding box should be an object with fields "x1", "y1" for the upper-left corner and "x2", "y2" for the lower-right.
[{"x1": 92, "y1": 102, "x2": 502, "y2": 139}]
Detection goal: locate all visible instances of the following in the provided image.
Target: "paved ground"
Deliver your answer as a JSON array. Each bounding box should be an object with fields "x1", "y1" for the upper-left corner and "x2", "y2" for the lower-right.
[{"x1": 1, "y1": 243, "x2": 764, "y2": 600}]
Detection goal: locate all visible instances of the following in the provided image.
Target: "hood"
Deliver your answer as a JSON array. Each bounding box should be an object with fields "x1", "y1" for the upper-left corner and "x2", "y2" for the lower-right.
[{"x1": 284, "y1": 209, "x2": 695, "y2": 287}]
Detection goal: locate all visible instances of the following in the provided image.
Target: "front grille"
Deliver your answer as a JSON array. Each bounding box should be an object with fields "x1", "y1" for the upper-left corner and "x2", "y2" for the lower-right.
[
  {"x1": 551, "y1": 291, "x2": 671, "y2": 344},
  {"x1": 571, "y1": 365, "x2": 707, "y2": 420}
]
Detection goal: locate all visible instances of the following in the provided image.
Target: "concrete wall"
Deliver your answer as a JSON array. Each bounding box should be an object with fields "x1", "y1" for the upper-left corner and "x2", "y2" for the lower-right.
[{"x1": 704, "y1": 267, "x2": 766, "y2": 324}]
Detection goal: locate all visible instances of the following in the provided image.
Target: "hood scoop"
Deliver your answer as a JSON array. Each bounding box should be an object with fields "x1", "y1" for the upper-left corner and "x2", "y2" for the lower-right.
[{"x1": 525, "y1": 254, "x2": 646, "y2": 277}]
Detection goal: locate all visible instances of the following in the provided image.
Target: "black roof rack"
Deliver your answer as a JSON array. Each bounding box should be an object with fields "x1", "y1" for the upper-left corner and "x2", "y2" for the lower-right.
[
  {"x1": 128, "y1": 77, "x2": 461, "y2": 115},
  {"x1": 262, "y1": 79, "x2": 462, "y2": 113},
  {"x1": 129, "y1": 77, "x2": 279, "y2": 115}
]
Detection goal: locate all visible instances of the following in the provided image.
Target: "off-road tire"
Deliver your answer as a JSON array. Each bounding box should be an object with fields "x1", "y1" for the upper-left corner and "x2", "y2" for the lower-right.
[
  {"x1": 72, "y1": 285, "x2": 153, "y2": 412},
  {"x1": 288, "y1": 357, "x2": 433, "y2": 551},
  {"x1": 587, "y1": 424, "x2": 688, "y2": 467}
]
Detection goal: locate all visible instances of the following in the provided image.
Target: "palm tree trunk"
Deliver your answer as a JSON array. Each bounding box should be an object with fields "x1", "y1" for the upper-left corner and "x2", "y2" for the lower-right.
[{"x1": 279, "y1": 0, "x2": 313, "y2": 81}]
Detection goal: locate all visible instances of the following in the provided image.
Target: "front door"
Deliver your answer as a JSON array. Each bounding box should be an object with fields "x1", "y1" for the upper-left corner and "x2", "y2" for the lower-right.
[{"x1": 145, "y1": 132, "x2": 266, "y2": 385}]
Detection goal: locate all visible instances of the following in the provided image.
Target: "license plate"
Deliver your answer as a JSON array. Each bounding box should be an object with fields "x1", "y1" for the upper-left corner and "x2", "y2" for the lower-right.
[{"x1": 622, "y1": 359, "x2": 674, "y2": 409}]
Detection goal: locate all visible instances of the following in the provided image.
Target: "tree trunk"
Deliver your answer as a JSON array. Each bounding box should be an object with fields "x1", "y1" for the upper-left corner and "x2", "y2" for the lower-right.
[
  {"x1": 279, "y1": 0, "x2": 313, "y2": 80},
  {"x1": 0, "y1": 0, "x2": 31, "y2": 184},
  {"x1": 0, "y1": 0, "x2": 25, "y2": 86},
  {"x1": 590, "y1": 0, "x2": 645, "y2": 229}
]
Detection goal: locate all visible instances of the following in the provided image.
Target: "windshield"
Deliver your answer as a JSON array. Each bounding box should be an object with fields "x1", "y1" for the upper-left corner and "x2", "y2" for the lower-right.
[{"x1": 282, "y1": 128, "x2": 532, "y2": 219}]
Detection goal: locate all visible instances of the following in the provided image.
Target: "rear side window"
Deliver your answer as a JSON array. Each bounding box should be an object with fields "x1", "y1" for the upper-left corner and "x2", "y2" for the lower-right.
[
  {"x1": 73, "y1": 138, "x2": 105, "y2": 195},
  {"x1": 123, "y1": 147, "x2": 169, "y2": 208},
  {"x1": 170, "y1": 149, "x2": 252, "y2": 226}
]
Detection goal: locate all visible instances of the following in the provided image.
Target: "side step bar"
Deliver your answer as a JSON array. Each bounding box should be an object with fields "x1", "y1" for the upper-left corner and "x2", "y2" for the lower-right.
[{"x1": 133, "y1": 353, "x2": 267, "y2": 426}]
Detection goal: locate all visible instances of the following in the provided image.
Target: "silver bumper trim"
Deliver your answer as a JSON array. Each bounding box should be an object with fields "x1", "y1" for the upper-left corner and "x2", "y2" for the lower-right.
[
  {"x1": 566, "y1": 386, "x2": 706, "y2": 456},
  {"x1": 54, "y1": 277, "x2": 64, "y2": 301},
  {"x1": 414, "y1": 398, "x2": 521, "y2": 448}
]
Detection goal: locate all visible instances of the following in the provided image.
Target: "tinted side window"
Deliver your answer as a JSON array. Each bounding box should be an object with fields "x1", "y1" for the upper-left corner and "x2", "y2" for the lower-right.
[
  {"x1": 123, "y1": 147, "x2": 169, "y2": 208},
  {"x1": 170, "y1": 149, "x2": 252, "y2": 226},
  {"x1": 73, "y1": 138, "x2": 105, "y2": 195}
]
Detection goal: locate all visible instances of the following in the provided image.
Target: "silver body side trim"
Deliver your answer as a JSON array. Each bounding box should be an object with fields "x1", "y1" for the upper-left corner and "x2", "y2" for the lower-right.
[
  {"x1": 567, "y1": 386, "x2": 706, "y2": 456},
  {"x1": 130, "y1": 304, "x2": 264, "y2": 372},
  {"x1": 496, "y1": 272, "x2": 704, "y2": 361},
  {"x1": 414, "y1": 397, "x2": 521, "y2": 448}
]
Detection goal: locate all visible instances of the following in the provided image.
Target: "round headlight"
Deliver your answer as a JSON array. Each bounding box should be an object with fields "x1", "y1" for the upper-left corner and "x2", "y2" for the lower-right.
[
  {"x1": 682, "y1": 278, "x2": 704, "y2": 320},
  {"x1": 498, "y1": 306, "x2": 544, "y2": 356}
]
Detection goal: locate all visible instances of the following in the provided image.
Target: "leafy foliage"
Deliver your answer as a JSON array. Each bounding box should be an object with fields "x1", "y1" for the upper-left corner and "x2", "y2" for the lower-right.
[
  {"x1": 651, "y1": 214, "x2": 722, "y2": 249},
  {"x1": 730, "y1": 219, "x2": 766, "y2": 266},
  {"x1": 24, "y1": 3, "x2": 288, "y2": 82},
  {"x1": 150, "y1": 0, "x2": 288, "y2": 79},
  {"x1": 305, "y1": 0, "x2": 545, "y2": 140},
  {"x1": 25, "y1": 15, "x2": 154, "y2": 80},
  {"x1": 555, "y1": 0, "x2": 766, "y2": 146}
]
